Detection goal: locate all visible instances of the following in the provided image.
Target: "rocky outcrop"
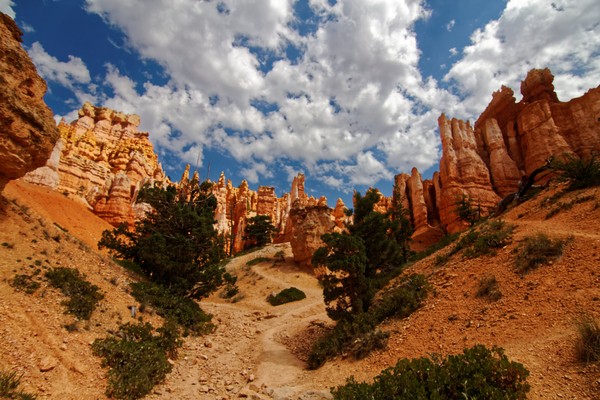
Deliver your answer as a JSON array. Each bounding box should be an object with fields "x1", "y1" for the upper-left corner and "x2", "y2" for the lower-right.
[
  {"x1": 288, "y1": 204, "x2": 334, "y2": 266},
  {"x1": 24, "y1": 102, "x2": 167, "y2": 226},
  {"x1": 387, "y1": 68, "x2": 600, "y2": 238},
  {"x1": 437, "y1": 115, "x2": 502, "y2": 233},
  {"x1": 0, "y1": 13, "x2": 59, "y2": 192},
  {"x1": 208, "y1": 171, "x2": 342, "y2": 257}
]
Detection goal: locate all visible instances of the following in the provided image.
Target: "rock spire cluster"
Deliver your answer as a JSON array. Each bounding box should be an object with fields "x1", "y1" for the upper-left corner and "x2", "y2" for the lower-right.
[
  {"x1": 390, "y1": 68, "x2": 600, "y2": 247},
  {"x1": 24, "y1": 102, "x2": 168, "y2": 226}
]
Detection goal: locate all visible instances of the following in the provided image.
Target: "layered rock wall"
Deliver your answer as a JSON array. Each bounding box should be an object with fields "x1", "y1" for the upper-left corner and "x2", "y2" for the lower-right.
[
  {"x1": 24, "y1": 102, "x2": 167, "y2": 226},
  {"x1": 0, "y1": 13, "x2": 59, "y2": 192},
  {"x1": 389, "y1": 68, "x2": 600, "y2": 238}
]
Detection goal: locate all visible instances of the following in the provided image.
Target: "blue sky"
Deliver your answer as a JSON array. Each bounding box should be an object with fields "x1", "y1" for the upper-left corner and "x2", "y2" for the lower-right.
[{"x1": 3, "y1": 0, "x2": 599, "y2": 207}]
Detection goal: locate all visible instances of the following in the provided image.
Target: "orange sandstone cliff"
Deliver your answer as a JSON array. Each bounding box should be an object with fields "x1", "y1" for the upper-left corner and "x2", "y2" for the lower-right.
[
  {"x1": 24, "y1": 102, "x2": 168, "y2": 226},
  {"x1": 0, "y1": 13, "x2": 59, "y2": 193},
  {"x1": 391, "y1": 68, "x2": 600, "y2": 246}
]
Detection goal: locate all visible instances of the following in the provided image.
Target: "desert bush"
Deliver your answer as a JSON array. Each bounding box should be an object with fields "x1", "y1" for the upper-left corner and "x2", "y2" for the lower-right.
[
  {"x1": 92, "y1": 321, "x2": 180, "y2": 400},
  {"x1": 371, "y1": 274, "x2": 429, "y2": 323},
  {"x1": 455, "y1": 194, "x2": 481, "y2": 226},
  {"x1": 45, "y1": 267, "x2": 103, "y2": 320},
  {"x1": 307, "y1": 314, "x2": 378, "y2": 370},
  {"x1": 10, "y1": 274, "x2": 40, "y2": 294},
  {"x1": 514, "y1": 233, "x2": 567, "y2": 274},
  {"x1": 0, "y1": 369, "x2": 37, "y2": 400},
  {"x1": 267, "y1": 287, "x2": 306, "y2": 306},
  {"x1": 545, "y1": 194, "x2": 596, "y2": 219},
  {"x1": 332, "y1": 345, "x2": 530, "y2": 399},
  {"x1": 575, "y1": 315, "x2": 600, "y2": 363},
  {"x1": 462, "y1": 220, "x2": 514, "y2": 259},
  {"x1": 245, "y1": 257, "x2": 272, "y2": 266},
  {"x1": 308, "y1": 275, "x2": 428, "y2": 369},
  {"x1": 476, "y1": 275, "x2": 502, "y2": 301},
  {"x1": 130, "y1": 281, "x2": 214, "y2": 336},
  {"x1": 550, "y1": 153, "x2": 600, "y2": 190}
]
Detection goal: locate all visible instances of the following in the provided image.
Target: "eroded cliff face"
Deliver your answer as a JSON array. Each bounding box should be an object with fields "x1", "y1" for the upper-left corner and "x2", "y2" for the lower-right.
[
  {"x1": 0, "y1": 13, "x2": 59, "y2": 192},
  {"x1": 24, "y1": 102, "x2": 168, "y2": 226},
  {"x1": 389, "y1": 68, "x2": 600, "y2": 238},
  {"x1": 208, "y1": 171, "x2": 343, "y2": 259}
]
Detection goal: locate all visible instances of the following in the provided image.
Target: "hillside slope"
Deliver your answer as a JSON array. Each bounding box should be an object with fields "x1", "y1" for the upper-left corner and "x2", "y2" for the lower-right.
[{"x1": 0, "y1": 180, "x2": 599, "y2": 399}]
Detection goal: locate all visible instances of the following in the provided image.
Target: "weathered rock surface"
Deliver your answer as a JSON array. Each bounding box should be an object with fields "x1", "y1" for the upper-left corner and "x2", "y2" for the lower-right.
[
  {"x1": 388, "y1": 68, "x2": 600, "y2": 237},
  {"x1": 24, "y1": 102, "x2": 167, "y2": 226},
  {"x1": 288, "y1": 204, "x2": 334, "y2": 266},
  {"x1": 208, "y1": 171, "x2": 341, "y2": 257},
  {"x1": 0, "y1": 13, "x2": 59, "y2": 192}
]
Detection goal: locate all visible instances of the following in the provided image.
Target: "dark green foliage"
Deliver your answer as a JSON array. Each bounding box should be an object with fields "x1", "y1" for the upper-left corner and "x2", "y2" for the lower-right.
[
  {"x1": 371, "y1": 274, "x2": 429, "y2": 323},
  {"x1": 351, "y1": 189, "x2": 406, "y2": 275},
  {"x1": 112, "y1": 259, "x2": 144, "y2": 276},
  {"x1": 267, "y1": 287, "x2": 306, "y2": 306},
  {"x1": 246, "y1": 257, "x2": 271, "y2": 266},
  {"x1": 10, "y1": 274, "x2": 40, "y2": 294},
  {"x1": 98, "y1": 184, "x2": 226, "y2": 299},
  {"x1": 575, "y1": 315, "x2": 600, "y2": 363},
  {"x1": 92, "y1": 321, "x2": 181, "y2": 400},
  {"x1": 312, "y1": 233, "x2": 371, "y2": 321},
  {"x1": 308, "y1": 275, "x2": 428, "y2": 369},
  {"x1": 332, "y1": 345, "x2": 530, "y2": 400},
  {"x1": 0, "y1": 369, "x2": 38, "y2": 400},
  {"x1": 514, "y1": 233, "x2": 567, "y2": 274},
  {"x1": 550, "y1": 153, "x2": 600, "y2": 190},
  {"x1": 455, "y1": 194, "x2": 481, "y2": 226},
  {"x1": 130, "y1": 282, "x2": 214, "y2": 336},
  {"x1": 545, "y1": 194, "x2": 596, "y2": 219},
  {"x1": 45, "y1": 267, "x2": 103, "y2": 320},
  {"x1": 452, "y1": 220, "x2": 514, "y2": 259},
  {"x1": 244, "y1": 215, "x2": 276, "y2": 248},
  {"x1": 476, "y1": 275, "x2": 502, "y2": 301},
  {"x1": 307, "y1": 314, "x2": 383, "y2": 369}
]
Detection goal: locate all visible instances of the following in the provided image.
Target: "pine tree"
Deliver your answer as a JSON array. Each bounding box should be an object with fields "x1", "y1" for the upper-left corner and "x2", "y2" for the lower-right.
[{"x1": 99, "y1": 183, "x2": 226, "y2": 299}]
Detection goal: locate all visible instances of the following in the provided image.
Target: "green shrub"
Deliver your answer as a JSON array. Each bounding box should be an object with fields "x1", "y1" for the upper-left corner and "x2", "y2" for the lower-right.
[
  {"x1": 575, "y1": 315, "x2": 600, "y2": 363},
  {"x1": 371, "y1": 274, "x2": 429, "y2": 323},
  {"x1": 0, "y1": 369, "x2": 37, "y2": 400},
  {"x1": 550, "y1": 153, "x2": 600, "y2": 190},
  {"x1": 476, "y1": 275, "x2": 502, "y2": 302},
  {"x1": 45, "y1": 267, "x2": 103, "y2": 320},
  {"x1": 92, "y1": 321, "x2": 181, "y2": 400},
  {"x1": 113, "y1": 259, "x2": 145, "y2": 276},
  {"x1": 245, "y1": 257, "x2": 271, "y2": 266},
  {"x1": 130, "y1": 281, "x2": 214, "y2": 336},
  {"x1": 462, "y1": 220, "x2": 514, "y2": 259},
  {"x1": 267, "y1": 287, "x2": 306, "y2": 306},
  {"x1": 10, "y1": 274, "x2": 40, "y2": 294},
  {"x1": 514, "y1": 234, "x2": 567, "y2": 274},
  {"x1": 308, "y1": 275, "x2": 428, "y2": 369},
  {"x1": 332, "y1": 345, "x2": 530, "y2": 399},
  {"x1": 307, "y1": 314, "x2": 378, "y2": 370}
]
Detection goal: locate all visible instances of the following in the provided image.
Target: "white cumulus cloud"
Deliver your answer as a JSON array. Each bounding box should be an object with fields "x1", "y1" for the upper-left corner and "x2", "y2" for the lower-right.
[{"x1": 28, "y1": 42, "x2": 91, "y2": 89}]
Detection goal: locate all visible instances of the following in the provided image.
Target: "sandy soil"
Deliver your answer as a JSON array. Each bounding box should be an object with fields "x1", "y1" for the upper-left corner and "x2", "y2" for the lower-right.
[{"x1": 0, "y1": 180, "x2": 599, "y2": 399}]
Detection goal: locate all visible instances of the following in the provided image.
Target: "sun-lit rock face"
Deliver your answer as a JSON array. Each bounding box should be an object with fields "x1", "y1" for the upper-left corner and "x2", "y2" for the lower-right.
[
  {"x1": 288, "y1": 204, "x2": 334, "y2": 266},
  {"x1": 0, "y1": 13, "x2": 60, "y2": 192},
  {"x1": 23, "y1": 102, "x2": 167, "y2": 226},
  {"x1": 207, "y1": 171, "x2": 338, "y2": 256},
  {"x1": 386, "y1": 68, "x2": 600, "y2": 237}
]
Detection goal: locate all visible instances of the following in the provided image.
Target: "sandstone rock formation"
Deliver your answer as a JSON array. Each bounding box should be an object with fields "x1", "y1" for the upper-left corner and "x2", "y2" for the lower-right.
[
  {"x1": 24, "y1": 102, "x2": 167, "y2": 226},
  {"x1": 207, "y1": 171, "x2": 342, "y2": 258},
  {"x1": 0, "y1": 13, "x2": 59, "y2": 192},
  {"x1": 288, "y1": 204, "x2": 334, "y2": 266},
  {"x1": 388, "y1": 68, "x2": 600, "y2": 238}
]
